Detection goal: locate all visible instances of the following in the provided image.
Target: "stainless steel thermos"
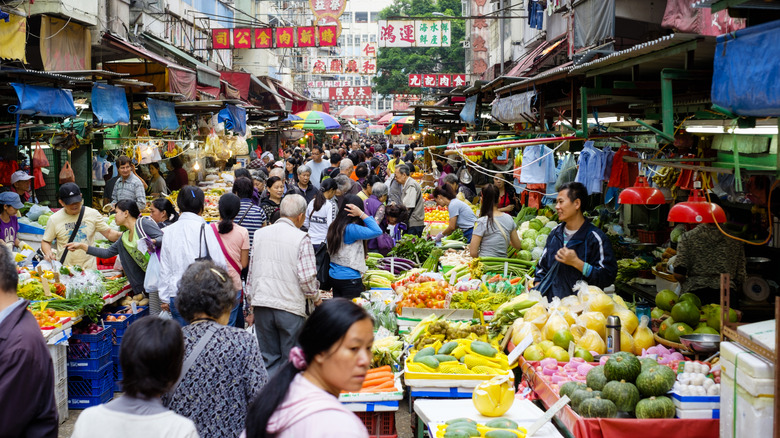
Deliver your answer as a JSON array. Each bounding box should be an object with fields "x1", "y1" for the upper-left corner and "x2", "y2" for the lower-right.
[{"x1": 606, "y1": 315, "x2": 621, "y2": 354}]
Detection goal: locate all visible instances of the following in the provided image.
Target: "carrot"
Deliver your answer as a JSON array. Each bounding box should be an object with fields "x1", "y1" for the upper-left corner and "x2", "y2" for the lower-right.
[
  {"x1": 509, "y1": 277, "x2": 522, "y2": 285},
  {"x1": 366, "y1": 366, "x2": 392, "y2": 375},
  {"x1": 361, "y1": 373, "x2": 393, "y2": 387},
  {"x1": 372, "y1": 380, "x2": 396, "y2": 390},
  {"x1": 488, "y1": 274, "x2": 501, "y2": 283}
]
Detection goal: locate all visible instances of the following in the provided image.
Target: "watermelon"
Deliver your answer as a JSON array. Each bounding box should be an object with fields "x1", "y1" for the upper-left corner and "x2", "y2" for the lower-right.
[
  {"x1": 602, "y1": 379, "x2": 640, "y2": 412},
  {"x1": 635, "y1": 365, "x2": 676, "y2": 397},
  {"x1": 635, "y1": 396, "x2": 676, "y2": 419},
  {"x1": 603, "y1": 352, "x2": 641, "y2": 383},
  {"x1": 586, "y1": 365, "x2": 608, "y2": 391}
]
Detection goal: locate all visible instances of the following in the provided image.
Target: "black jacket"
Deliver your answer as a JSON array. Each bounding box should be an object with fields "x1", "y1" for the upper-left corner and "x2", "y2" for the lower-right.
[
  {"x1": 534, "y1": 220, "x2": 618, "y2": 299},
  {"x1": 0, "y1": 299, "x2": 58, "y2": 437}
]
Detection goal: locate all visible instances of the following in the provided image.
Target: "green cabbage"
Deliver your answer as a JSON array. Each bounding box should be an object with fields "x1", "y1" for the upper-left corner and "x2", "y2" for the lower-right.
[
  {"x1": 522, "y1": 229, "x2": 538, "y2": 240},
  {"x1": 670, "y1": 224, "x2": 685, "y2": 243},
  {"x1": 518, "y1": 250, "x2": 533, "y2": 261},
  {"x1": 538, "y1": 227, "x2": 551, "y2": 236},
  {"x1": 528, "y1": 219, "x2": 543, "y2": 231},
  {"x1": 521, "y1": 238, "x2": 535, "y2": 251},
  {"x1": 37, "y1": 213, "x2": 52, "y2": 226}
]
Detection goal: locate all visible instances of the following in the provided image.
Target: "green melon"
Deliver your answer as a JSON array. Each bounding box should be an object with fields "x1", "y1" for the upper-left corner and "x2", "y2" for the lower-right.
[
  {"x1": 636, "y1": 365, "x2": 676, "y2": 397},
  {"x1": 602, "y1": 379, "x2": 640, "y2": 412},
  {"x1": 586, "y1": 365, "x2": 608, "y2": 391},
  {"x1": 640, "y1": 357, "x2": 660, "y2": 372},
  {"x1": 635, "y1": 396, "x2": 676, "y2": 419},
  {"x1": 671, "y1": 301, "x2": 701, "y2": 327},
  {"x1": 655, "y1": 289, "x2": 678, "y2": 311},
  {"x1": 678, "y1": 293, "x2": 702, "y2": 309},
  {"x1": 571, "y1": 388, "x2": 601, "y2": 412},
  {"x1": 559, "y1": 381, "x2": 588, "y2": 399},
  {"x1": 664, "y1": 322, "x2": 694, "y2": 343},
  {"x1": 693, "y1": 325, "x2": 719, "y2": 335},
  {"x1": 579, "y1": 396, "x2": 618, "y2": 418},
  {"x1": 651, "y1": 307, "x2": 665, "y2": 319},
  {"x1": 604, "y1": 352, "x2": 642, "y2": 383},
  {"x1": 658, "y1": 317, "x2": 675, "y2": 337}
]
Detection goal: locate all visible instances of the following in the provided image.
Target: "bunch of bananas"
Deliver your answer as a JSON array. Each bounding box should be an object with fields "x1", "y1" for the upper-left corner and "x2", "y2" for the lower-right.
[{"x1": 651, "y1": 167, "x2": 681, "y2": 188}]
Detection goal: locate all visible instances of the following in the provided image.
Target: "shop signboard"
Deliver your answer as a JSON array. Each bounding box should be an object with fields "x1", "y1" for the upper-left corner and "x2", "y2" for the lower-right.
[
  {"x1": 329, "y1": 86, "x2": 372, "y2": 102},
  {"x1": 211, "y1": 26, "x2": 339, "y2": 49},
  {"x1": 378, "y1": 20, "x2": 452, "y2": 47},
  {"x1": 408, "y1": 74, "x2": 466, "y2": 87}
]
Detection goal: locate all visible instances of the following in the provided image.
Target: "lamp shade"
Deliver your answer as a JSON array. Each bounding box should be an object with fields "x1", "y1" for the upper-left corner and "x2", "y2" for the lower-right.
[
  {"x1": 618, "y1": 176, "x2": 666, "y2": 205},
  {"x1": 667, "y1": 190, "x2": 726, "y2": 223}
]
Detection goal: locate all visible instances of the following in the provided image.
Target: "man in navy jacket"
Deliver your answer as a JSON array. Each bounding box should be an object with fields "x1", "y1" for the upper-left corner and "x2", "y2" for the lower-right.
[
  {"x1": 534, "y1": 182, "x2": 617, "y2": 299},
  {"x1": 0, "y1": 246, "x2": 58, "y2": 437}
]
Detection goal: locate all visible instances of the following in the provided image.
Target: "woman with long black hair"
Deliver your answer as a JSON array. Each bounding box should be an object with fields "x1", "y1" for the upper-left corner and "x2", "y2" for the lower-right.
[
  {"x1": 326, "y1": 195, "x2": 381, "y2": 299},
  {"x1": 150, "y1": 198, "x2": 179, "y2": 228},
  {"x1": 245, "y1": 298, "x2": 372, "y2": 438},
  {"x1": 469, "y1": 184, "x2": 523, "y2": 258},
  {"x1": 303, "y1": 178, "x2": 338, "y2": 251},
  {"x1": 211, "y1": 193, "x2": 250, "y2": 328}
]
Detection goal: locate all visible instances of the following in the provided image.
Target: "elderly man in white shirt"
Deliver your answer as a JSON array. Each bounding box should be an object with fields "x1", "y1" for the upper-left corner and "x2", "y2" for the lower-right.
[{"x1": 157, "y1": 186, "x2": 226, "y2": 326}]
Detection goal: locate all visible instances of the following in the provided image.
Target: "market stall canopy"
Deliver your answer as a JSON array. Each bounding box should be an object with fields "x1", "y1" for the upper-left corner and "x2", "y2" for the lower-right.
[
  {"x1": 338, "y1": 105, "x2": 375, "y2": 119},
  {"x1": 293, "y1": 110, "x2": 341, "y2": 130},
  {"x1": 140, "y1": 32, "x2": 221, "y2": 88},
  {"x1": 91, "y1": 84, "x2": 130, "y2": 125},
  {"x1": 368, "y1": 124, "x2": 385, "y2": 134},
  {"x1": 10, "y1": 83, "x2": 77, "y2": 117}
]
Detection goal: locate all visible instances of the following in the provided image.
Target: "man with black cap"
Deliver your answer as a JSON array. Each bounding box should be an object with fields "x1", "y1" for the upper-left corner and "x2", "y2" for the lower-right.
[{"x1": 41, "y1": 183, "x2": 120, "y2": 269}]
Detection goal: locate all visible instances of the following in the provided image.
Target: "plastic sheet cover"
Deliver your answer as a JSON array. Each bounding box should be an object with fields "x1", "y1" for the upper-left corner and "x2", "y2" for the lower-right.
[
  {"x1": 218, "y1": 104, "x2": 247, "y2": 136},
  {"x1": 573, "y1": 0, "x2": 615, "y2": 49},
  {"x1": 712, "y1": 19, "x2": 780, "y2": 116},
  {"x1": 91, "y1": 84, "x2": 129, "y2": 125},
  {"x1": 146, "y1": 98, "x2": 179, "y2": 131},
  {"x1": 10, "y1": 83, "x2": 76, "y2": 117},
  {"x1": 459, "y1": 95, "x2": 479, "y2": 125}
]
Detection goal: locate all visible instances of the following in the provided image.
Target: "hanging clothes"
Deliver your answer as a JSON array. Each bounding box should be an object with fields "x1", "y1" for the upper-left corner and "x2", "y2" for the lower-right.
[
  {"x1": 602, "y1": 146, "x2": 615, "y2": 182},
  {"x1": 555, "y1": 152, "x2": 577, "y2": 190},
  {"x1": 525, "y1": 183, "x2": 547, "y2": 208},
  {"x1": 519, "y1": 144, "x2": 557, "y2": 185},
  {"x1": 0, "y1": 160, "x2": 19, "y2": 186},
  {"x1": 607, "y1": 145, "x2": 639, "y2": 189},
  {"x1": 92, "y1": 155, "x2": 111, "y2": 181},
  {"x1": 575, "y1": 141, "x2": 606, "y2": 194},
  {"x1": 675, "y1": 153, "x2": 698, "y2": 190}
]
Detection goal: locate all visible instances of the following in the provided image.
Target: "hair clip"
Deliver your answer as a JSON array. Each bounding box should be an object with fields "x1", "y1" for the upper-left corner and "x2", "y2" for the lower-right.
[
  {"x1": 191, "y1": 189, "x2": 196, "y2": 198},
  {"x1": 210, "y1": 268, "x2": 226, "y2": 282}
]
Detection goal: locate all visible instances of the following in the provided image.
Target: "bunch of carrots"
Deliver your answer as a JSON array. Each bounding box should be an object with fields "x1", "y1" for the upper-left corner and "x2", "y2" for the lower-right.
[{"x1": 355, "y1": 366, "x2": 397, "y2": 393}]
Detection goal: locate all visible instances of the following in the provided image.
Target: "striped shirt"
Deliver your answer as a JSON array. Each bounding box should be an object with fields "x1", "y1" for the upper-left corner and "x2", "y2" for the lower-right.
[{"x1": 237, "y1": 199, "x2": 267, "y2": 248}]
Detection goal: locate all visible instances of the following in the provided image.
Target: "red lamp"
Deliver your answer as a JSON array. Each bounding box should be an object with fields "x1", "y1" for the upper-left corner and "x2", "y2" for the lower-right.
[
  {"x1": 667, "y1": 185, "x2": 726, "y2": 224},
  {"x1": 618, "y1": 176, "x2": 666, "y2": 205}
]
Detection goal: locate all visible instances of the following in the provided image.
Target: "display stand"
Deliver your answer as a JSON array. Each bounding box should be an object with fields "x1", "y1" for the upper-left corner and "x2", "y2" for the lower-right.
[{"x1": 719, "y1": 273, "x2": 780, "y2": 438}]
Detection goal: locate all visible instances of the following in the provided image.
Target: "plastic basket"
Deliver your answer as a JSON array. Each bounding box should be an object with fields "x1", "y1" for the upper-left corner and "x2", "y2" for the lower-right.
[
  {"x1": 68, "y1": 363, "x2": 113, "y2": 397},
  {"x1": 637, "y1": 228, "x2": 670, "y2": 245},
  {"x1": 68, "y1": 351, "x2": 111, "y2": 374},
  {"x1": 112, "y1": 343, "x2": 121, "y2": 359},
  {"x1": 356, "y1": 411, "x2": 397, "y2": 438},
  {"x1": 54, "y1": 377, "x2": 68, "y2": 406},
  {"x1": 102, "y1": 314, "x2": 131, "y2": 344},
  {"x1": 68, "y1": 328, "x2": 111, "y2": 360},
  {"x1": 48, "y1": 344, "x2": 68, "y2": 385},
  {"x1": 113, "y1": 362, "x2": 123, "y2": 392},
  {"x1": 130, "y1": 306, "x2": 149, "y2": 322},
  {"x1": 68, "y1": 388, "x2": 113, "y2": 410}
]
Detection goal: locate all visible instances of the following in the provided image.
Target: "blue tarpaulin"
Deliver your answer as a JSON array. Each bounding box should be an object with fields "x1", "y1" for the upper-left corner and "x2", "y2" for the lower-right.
[
  {"x1": 218, "y1": 104, "x2": 247, "y2": 136},
  {"x1": 91, "y1": 84, "x2": 129, "y2": 125},
  {"x1": 10, "y1": 83, "x2": 77, "y2": 117},
  {"x1": 146, "y1": 98, "x2": 179, "y2": 131},
  {"x1": 459, "y1": 95, "x2": 479, "y2": 125},
  {"x1": 712, "y1": 19, "x2": 780, "y2": 117}
]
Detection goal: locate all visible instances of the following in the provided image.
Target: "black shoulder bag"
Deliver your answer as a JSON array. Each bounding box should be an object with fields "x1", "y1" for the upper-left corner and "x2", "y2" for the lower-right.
[
  {"x1": 194, "y1": 223, "x2": 212, "y2": 262},
  {"x1": 59, "y1": 205, "x2": 86, "y2": 264}
]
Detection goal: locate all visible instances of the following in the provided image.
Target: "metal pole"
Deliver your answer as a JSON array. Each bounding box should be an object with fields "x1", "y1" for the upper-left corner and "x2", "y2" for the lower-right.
[{"x1": 499, "y1": 0, "x2": 505, "y2": 75}]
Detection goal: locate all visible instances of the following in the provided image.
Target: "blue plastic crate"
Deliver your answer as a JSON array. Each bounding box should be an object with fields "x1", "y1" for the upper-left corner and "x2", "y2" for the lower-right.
[
  {"x1": 130, "y1": 306, "x2": 149, "y2": 323},
  {"x1": 113, "y1": 362, "x2": 123, "y2": 392},
  {"x1": 102, "y1": 314, "x2": 131, "y2": 345},
  {"x1": 112, "y1": 343, "x2": 121, "y2": 359},
  {"x1": 68, "y1": 363, "x2": 113, "y2": 397},
  {"x1": 67, "y1": 351, "x2": 111, "y2": 373},
  {"x1": 68, "y1": 328, "x2": 111, "y2": 360},
  {"x1": 68, "y1": 388, "x2": 113, "y2": 410}
]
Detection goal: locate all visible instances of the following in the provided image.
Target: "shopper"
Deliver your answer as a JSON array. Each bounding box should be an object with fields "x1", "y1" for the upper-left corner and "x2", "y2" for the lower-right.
[
  {"x1": 339, "y1": 159, "x2": 361, "y2": 195},
  {"x1": 354, "y1": 163, "x2": 369, "y2": 198},
  {"x1": 289, "y1": 164, "x2": 317, "y2": 203},
  {"x1": 245, "y1": 298, "x2": 372, "y2": 438},
  {"x1": 72, "y1": 318, "x2": 197, "y2": 438},
  {"x1": 150, "y1": 198, "x2": 179, "y2": 229},
  {"x1": 233, "y1": 177, "x2": 268, "y2": 248},
  {"x1": 284, "y1": 158, "x2": 298, "y2": 187},
  {"x1": 469, "y1": 184, "x2": 523, "y2": 258},
  {"x1": 42, "y1": 183, "x2": 121, "y2": 269},
  {"x1": 158, "y1": 185, "x2": 227, "y2": 326},
  {"x1": 323, "y1": 153, "x2": 341, "y2": 180},
  {"x1": 167, "y1": 157, "x2": 189, "y2": 192},
  {"x1": 260, "y1": 176, "x2": 284, "y2": 224},
  {"x1": 493, "y1": 174, "x2": 517, "y2": 214},
  {"x1": 9, "y1": 170, "x2": 35, "y2": 203},
  {"x1": 148, "y1": 163, "x2": 170, "y2": 197},
  {"x1": 384, "y1": 204, "x2": 408, "y2": 244},
  {"x1": 67, "y1": 200, "x2": 162, "y2": 295},
  {"x1": 0, "y1": 191, "x2": 23, "y2": 249},
  {"x1": 247, "y1": 194, "x2": 320, "y2": 376},
  {"x1": 0, "y1": 246, "x2": 58, "y2": 437},
  {"x1": 164, "y1": 261, "x2": 267, "y2": 438},
  {"x1": 252, "y1": 172, "x2": 267, "y2": 197},
  {"x1": 443, "y1": 173, "x2": 476, "y2": 203},
  {"x1": 304, "y1": 178, "x2": 338, "y2": 250},
  {"x1": 212, "y1": 193, "x2": 250, "y2": 328},
  {"x1": 236, "y1": 168, "x2": 262, "y2": 206},
  {"x1": 534, "y1": 182, "x2": 617, "y2": 299},
  {"x1": 432, "y1": 185, "x2": 478, "y2": 243},
  {"x1": 327, "y1": 195, "x2": 381, "y2": 299},
  {"x1": 373, "y1": 144, "x2": 389, "y2": 178},
  {"x1": 365, "y1": 182, "x2": 390, "y2": 255},
  {"x1": 394, "y1": 164, "x2": 425, "y2": 236},
  {"x1": 113, "y1": 156, "x2": 148, "y2": 211},
  {"x1": 305, "y1": 146, "x2": 328, "y2": 189}
]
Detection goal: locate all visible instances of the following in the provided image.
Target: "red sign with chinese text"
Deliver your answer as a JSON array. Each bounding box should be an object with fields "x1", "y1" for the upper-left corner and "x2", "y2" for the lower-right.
[
  {"x1": 297, "y1": 27, "x2": 316, "y2": 47},
  {"x1": 276, "y1": 27, "x2": 295, "y2": 48},
  {"x1": 233, "y1": 28, "x2": 251, "y2": 49},
  {"x1": 328, "y1": 86, "x2": 372, "y2": 101},
  {"x1": 212, "y1": 29, "x2": 230, "y2": 49},
  {"x1": 318, "y1": 26, "x2": 338, "y2": 46},
  {"x1": 254, "y1": 28, "x2": 273, "y2": 48}
]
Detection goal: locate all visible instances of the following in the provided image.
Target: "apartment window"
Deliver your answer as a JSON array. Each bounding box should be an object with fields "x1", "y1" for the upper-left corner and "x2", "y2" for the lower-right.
[
  {"x1": 338, "y1": 35, "x2": 345, "y2": 46},
  {"x1": 362, "y1": 34, "x2": 368, "y2": 43},
  {"x1": 347, "y1": 34, "x2": 353, "y2": 45},
  {"x1": 342, "y1": 12, "x2": 352, "y2": 23},
  {"x1": 370, "y1": 34, "x2": 376, "y2": 42},
  {"x1": 370, "y1": 12, "x2": 379, "y2": 22},
  {"x1": 355, "y1": 11, "x2": 368, "y2": 23}
]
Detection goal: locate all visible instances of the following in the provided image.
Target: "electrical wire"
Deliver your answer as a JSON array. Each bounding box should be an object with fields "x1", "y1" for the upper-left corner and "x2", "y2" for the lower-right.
[{"x1": 702, "y1": 176, "x2": 778, "y2": 246}]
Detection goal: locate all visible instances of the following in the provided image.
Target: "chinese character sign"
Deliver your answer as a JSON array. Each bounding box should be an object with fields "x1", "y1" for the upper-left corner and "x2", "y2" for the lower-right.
[
  {"x1": 470, "y1": 0, "x2": 489, "y2": 76},
  {"x1": 212, "y1": 27, "x2": 338, "y2": 49},
  {"x1": 234, "y1": 28, "x2": 251, "y2": 48},
  {"x1": 329, "y1": 58, "x2": 343, "y2": 73},
  {"x1": 276, "y1": 27, "x2": 295, "y2": 48},
  {"x1": 362, "y1": 42, "x2": 377, "y2": 58},
  {"x1": 309, "y1": 0, "x2": 346, "y2": 38},
  {"x1": 408, "y1": 74, "x2": 465, "y2": 88},
  {"x1": 254, "y1": 28, "x2": 272, "y2": 48},
  {"x1": 297, "y1": 27, "x2": 316, "y2": 47},
  {"x1": 361, "y1": 59, "x2": 376, "y2": 74},
  {"x1": 329, "y1": 86, "x2": 372, "y2": 101},
  {"x1": 318, "y1": 26, "x2": 338, "y2": 46},
  {"x1": 213, "y1": 29, "x2": 230, "y2": 49},
  {"x1": 313, "y1": 59, "x2": 327, "y2": 74},
  {"x1": 452, "y1": 74, "x2": 467, "y2": 87},
  {"x1": 408, "y1": 74, "x2": 421, "y2": 87},
  {"x1": 423, "y1": 74, "x2": 437, "y2": 87},
  {"x1": 378, "y1": 20, "x2": 452, "y2": 47}
]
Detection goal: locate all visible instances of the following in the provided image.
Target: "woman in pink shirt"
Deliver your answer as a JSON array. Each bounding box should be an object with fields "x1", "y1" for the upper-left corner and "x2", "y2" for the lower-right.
[
  {"x1": 245, "y1": 298, "x2": 373, "y2": 438},
  {"x1": 211, "y1": 193, "x2": 250, "y2": 328}
]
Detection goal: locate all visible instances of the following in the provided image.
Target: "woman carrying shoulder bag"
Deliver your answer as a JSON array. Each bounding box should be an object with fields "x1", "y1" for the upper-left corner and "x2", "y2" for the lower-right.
[{"x1": 211, "y1": 193, "x2": 250, "y2": 328}]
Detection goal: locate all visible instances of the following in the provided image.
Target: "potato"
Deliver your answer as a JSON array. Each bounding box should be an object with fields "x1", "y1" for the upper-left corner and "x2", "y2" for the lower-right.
[
  {"x1": 133, "y1": 294, "x2": 144, "y2": 302},
  {"x1": 138, "y1": 298, "x2": 149, "y2": 306}
]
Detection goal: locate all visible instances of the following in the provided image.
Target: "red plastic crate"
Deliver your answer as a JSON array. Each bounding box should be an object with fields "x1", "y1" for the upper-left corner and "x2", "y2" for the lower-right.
[
  {"x1": 356, "y1": 411, "x2": 396, "y2": 438},
  {"x1": 637, "y1": 228, "x2": 670, "y2": 244}
]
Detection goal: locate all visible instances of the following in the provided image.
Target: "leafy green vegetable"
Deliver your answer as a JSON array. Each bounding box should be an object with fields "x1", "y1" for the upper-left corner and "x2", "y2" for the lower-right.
[{"x1": 388, "y1": 234, "x2": 435, "y2": 263}]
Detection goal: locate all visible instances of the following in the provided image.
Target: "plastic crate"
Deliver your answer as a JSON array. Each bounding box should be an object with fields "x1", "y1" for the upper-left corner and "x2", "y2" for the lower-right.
[
  {"x1": 48, "y1": 344, "x2": 68, "y2": 384},
  {"x1": 102, "y1": 314, "x2": 131, "y2": 345},
  {"x1": 68, "y1": 362, "x2": 113, "y2": 397},
  {"x1": 68, "y1": 328, "x2": 111, "y2": 360},
  {"x1": 637, "y1": 228, "x2": 670, "y2": 244},
  {"x1": 68, "y1": 351, "x2": 111, "y2": 374},
  {"x1": 112, "y1": 343, "x2": 121, "y2": 359},
  {"x1": 356, "y1": 411, "x2": 397, "y2": 438},
  {"x1": 54, "y1": 377, "x2": 68, "y2": 406},
  {"x1": 113, "y1": 362, "x2": 123, "y2": 392},
  {"x1": 68, "y1": 388, "x2": 113, "y2": 410},
  {"x1": 130, "y1": 306, "x2": 149, "y2": 322}
]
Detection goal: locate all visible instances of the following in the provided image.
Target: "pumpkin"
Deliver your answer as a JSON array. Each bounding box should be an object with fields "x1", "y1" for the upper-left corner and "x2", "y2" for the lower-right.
[
  {"x1": 640, "y1": 357, "x2": 660, "y2": 373},
  {"x1": 636, "y1": 365, "x2": 677, "y2": 397},
  {"x1": 586, "y1": 365, "x2": 608, "y2": 391},
  {"x1": 570, "y1": 388, "x2": 601, "y2": 412},
  {"x1": 578, "y1": 396, "x2": 618, "y2": 418},
  {"x1": 601, "y1": 379, "x2": 640, "y2": 412},
  {"x1": 559, "y1": 381, "x2": 587, "y2": 399},
  {"x1": 635, "y1": 396, "x2": 676, "y2": 419},
  {"x1": 604, "y1": 352, "x2": 641, "y2": 383}
]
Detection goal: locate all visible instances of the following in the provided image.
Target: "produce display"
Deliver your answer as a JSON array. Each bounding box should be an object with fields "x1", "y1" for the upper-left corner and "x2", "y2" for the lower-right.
[
  {"x1": 434, "y1": 417, "x2": 526, "y2": 438},
  {"x1": 388, "y1": 234, "x2": 436, "y2": 264},
  {"x1": 425, "y1": 205, "x2": 449, "y2": 222},
  {"x1": 472, "y1": 375, "x2": 515, "y2": 417},
  {"x1": 406, "y1": 338, "x2": 512, "y2": 376},
  {"x1": 653, "y1": 289, "x2": 737, "y2": 343},
  {"x1": 511, "y1": 207, "x2": 558, "y2": 262},
  {"x1": 351, "y1": 366, "x2": 399, "y2": 393}
]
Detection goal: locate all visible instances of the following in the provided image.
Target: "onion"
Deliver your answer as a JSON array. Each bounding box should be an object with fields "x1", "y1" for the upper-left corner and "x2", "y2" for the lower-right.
[
  {"x1": 669, "y1": 352, "x2": 685, "y2": 361},
  {"x1": 646, "y1": 346, "x2": 659, "y2": 355},
  {"x1": 657, "y1": 356, "x2": 671, "y2": 365},
  {"x1": 551, "y1": 374, "x2": 567, "y2": 384},
  {"x1": 577, "y1": 363, "x2": 594, "y2": 376},
  {"x1": 563, "y1": 361, "x2": 579, "y2": 372},
  {"x1": 599, "y1": 356, "x2": 609, "y2": 365},
  {"x1": 656, "y1": 345, "x2": 671, "y2": 356},
  {"x1": 540, "y1": 358, "x2": 558, "y2": 369},
  {"x1": 571, "y1": 357, "x2": 586, "y2": 363},
  {"x1": 542, "y1": 366, "x2": 557, "y2": 376}
]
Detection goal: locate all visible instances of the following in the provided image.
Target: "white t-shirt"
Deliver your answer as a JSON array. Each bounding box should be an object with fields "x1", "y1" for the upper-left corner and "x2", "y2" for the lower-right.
[
  {"x1": 42, "y1": 206, "x2": 110, "y2": 269},
  {"x1": 72, "y1": 405, "x2": 199, "y2": 438},
  {"x1": 304, "y1": 198, "x2": 337, "y2": 245}
]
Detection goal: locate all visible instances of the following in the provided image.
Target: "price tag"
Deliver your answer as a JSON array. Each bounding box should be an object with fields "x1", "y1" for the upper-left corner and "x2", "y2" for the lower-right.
[
  {"x1": 42, "y1": 277, "x2": 52, "y2": 297},
  {"x1": 503, "y1": 262, "x2": 509, "y2": 277},
  {"x1": 526, "y1": 395, "x2": 570, "y2": 437},
  {"x1": 41, "y1": 168, "x2": 49, "y2": 175},
  {"x1": 568, "y1": 341, "x2": 575, "y2": 359},
  {"x1": 507, "y1": 335, "x2": 534, "y2": 366},
  {"x1": 131, "y1": 301, "x2": 138, "y2": 315}
]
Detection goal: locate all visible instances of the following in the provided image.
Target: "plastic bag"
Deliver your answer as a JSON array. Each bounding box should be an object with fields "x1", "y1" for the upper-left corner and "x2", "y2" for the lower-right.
[
  {"x1": 542, "y1": 309, "x2": 571, "y2": 341},
  {"x1": 511, "y1": 319, "x2": 542, "y2": 345},
  {"x1": 577, "y1": 326, "x2": 607, "y2": 355},
  {"x1": 632, "y1": 315, "x2": 654, "y2": 355},
  {"x1": 26, "y1": 204, "x2": 52, "y2": 221},
  {"x1": 59, "y1": 161, "x2": 75, "y2": 184},
  {"x1": 612, "y1": 306, "x2": 639, "y2": 334},
  {"x1": 620, "y1": 327, "x2": 635, "y2": 353},
  {"x1": 586, "y1": 292, "x2": 615, "y2": 318},
  {"x1": 234, "y1": 135, "x2": 249, "y2": 156},
  {"x1": 560, "y1": 294, "x2": 584, "y2": 313},
  {"x1": 576, "y1": 311, "x2": 607, "y2": 339},
  {"x1": 524, "y1": 302, "x2": 549, "y2": 330},
  {"x1": 33, "y1": 142, "x2": 50, "y2": 167}
]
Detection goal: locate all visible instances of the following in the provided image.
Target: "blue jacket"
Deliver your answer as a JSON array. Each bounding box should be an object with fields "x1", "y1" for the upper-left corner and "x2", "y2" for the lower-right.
[{"x1": 534, "y1": 220, "x2": 617, "y2": 299}]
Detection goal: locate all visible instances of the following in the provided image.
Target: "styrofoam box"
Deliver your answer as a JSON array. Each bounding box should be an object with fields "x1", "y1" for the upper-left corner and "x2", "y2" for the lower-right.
[
  {"x1": 720, "y1": 373, "x2": 775, "y2": 438},
  {"x1": 720, "y1": 341, "x2": 775, "y2": 397},
  {"x1": 671, "y1": 392, "x2": 720, "y2": 410},
  {"x1": 676, "y1": 408, "x2": 719, "y2": 419},
  {"x1": 736, "y1": 319, "x2": 776, "y2": 355}
]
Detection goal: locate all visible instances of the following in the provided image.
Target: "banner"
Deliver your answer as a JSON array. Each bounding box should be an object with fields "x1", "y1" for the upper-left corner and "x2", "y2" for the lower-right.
[
  {"x1": 361, "y1": 42, "x2": 377, "y2": 58},
  {"x1": 146, "y1": 98, "x2": 179, "y2": 131},
  {"x1": 310, "y1": 0, "x2": 346, "y2": 38},
  {"x1": 312, "y1": 58, "x2": 376, "y2": 75},
  {"x1": 212, "y1": 26, "x2": 339, "y2": 49},
  {"x1": 378, "y1": 20, "x2": 451, "y2": 47},
  {"x1": 408, "y1": 74, "x2": 466, "y2": 88},
  {"x1": 0, "y1": 13, "x2": 26, "y2": 63},
  {"x1": 470, "y1": 0, "x2": 489, "y2": 76},
  {"x1": 91, "y1": 84, "x2": 130, "y2": 125},
  {"x1": 329, "y1": 86, "x2": 372, "y2": 102}
]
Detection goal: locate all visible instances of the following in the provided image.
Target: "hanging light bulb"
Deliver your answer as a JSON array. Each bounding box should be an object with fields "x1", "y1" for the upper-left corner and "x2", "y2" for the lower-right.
[
  {"x1": 193, "y1": 161, "x2": 200, "y2": 171},
  {"x1": 667, "y1": 181, "x2": 726, "y2": 224},
  {"x1": 618, "y1": 176, "x2": 666, "y2": 205}
]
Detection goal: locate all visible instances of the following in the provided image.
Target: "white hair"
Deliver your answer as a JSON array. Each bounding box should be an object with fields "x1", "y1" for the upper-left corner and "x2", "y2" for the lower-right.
[{"x1": 280, "y1": 194, "x2": 307, "y2": 218}]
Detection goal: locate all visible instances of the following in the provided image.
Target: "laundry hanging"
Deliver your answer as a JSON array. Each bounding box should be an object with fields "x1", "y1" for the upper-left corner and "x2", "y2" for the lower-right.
[{"x1": 575, "y1": 140, "x2": 606, "y2": 194}]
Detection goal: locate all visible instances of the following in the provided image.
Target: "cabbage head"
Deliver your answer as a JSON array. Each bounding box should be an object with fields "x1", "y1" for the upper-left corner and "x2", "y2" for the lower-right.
[
  {"x1": 518, "y1": 250, "x2": 533, "y2": 261},
  {"x1": 522, "y1": 229, "x2": 538, "y2": 240},
  {"x1": 538, "y1": 227, "x2": 551, "y2": 236},
  {"x1": 544, "y1": 220, "x2": 558, "y2": 229},
  {"x1": 536, "y1": 234, "x2": 548, "y2": 247},
  {"x1": 531, "y1": 247, "x2": 545, "y2": 260},
  {"x1": 535, "y1": 216, "x2": 550, "y2": 225},
  {"x1": 670, "y1": 224, "x2": 685, "y2": 243},
  {"x1": 528, "y1": 219, "x2": 543, "y2": 231},
  {"x1": 521, "y1": 238, "x2": 535, "y2": 251},
  {"x1": 38, "y1": 214, "x2": 51, "y2": 226}
]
